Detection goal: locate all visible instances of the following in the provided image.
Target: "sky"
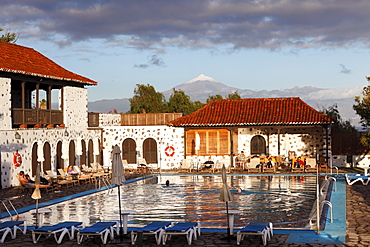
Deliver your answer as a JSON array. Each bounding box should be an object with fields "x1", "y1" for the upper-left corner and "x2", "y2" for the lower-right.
[{"x1": 1, "y1": 0, "x2": 370, "y2": 102}]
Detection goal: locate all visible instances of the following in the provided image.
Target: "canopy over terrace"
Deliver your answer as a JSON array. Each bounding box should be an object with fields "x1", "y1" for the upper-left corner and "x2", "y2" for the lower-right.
[{"x1": 168, "y1": 97, "x2": 335, "y2": 166}]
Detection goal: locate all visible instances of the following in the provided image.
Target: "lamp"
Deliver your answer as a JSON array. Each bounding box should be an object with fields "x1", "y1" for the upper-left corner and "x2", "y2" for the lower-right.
[
  {"x1": 15, "y1": 132, "x2": 21, "y2": 140},
  {"x1": 64, "y1": 130, "x2": 69, "y2": 137}
]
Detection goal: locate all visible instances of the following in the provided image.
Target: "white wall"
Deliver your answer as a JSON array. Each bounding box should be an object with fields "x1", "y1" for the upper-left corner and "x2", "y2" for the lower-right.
[
  {"x1": 0, "y1": 77, "x2": 12, "y2": 130},
  {"x1": 102, "y1": 125, "x2": 184, "y2": 170}
]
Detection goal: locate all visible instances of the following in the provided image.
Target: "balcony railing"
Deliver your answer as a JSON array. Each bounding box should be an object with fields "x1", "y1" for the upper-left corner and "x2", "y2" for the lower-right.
[{"x1": 12, "y1": 108, "x2": 63, "y2": 127}]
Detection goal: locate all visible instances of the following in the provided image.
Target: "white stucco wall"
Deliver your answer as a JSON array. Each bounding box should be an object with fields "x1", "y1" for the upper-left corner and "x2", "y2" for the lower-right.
[
  {"x1": 0, "y1": 77, "x2": 12, "y2": 130},
  {"x1": 99, "y1": 113, "x2": 121, "y2": 126},
  {"x1": 237, "y1": 127, "x2": 327, "y2": 158},
  {"x1": 63, "y1": 86, "x2": 88, "y2": 129},
  {"x1": 102, "y1": 125, "x2": 184, "y2": 170}
]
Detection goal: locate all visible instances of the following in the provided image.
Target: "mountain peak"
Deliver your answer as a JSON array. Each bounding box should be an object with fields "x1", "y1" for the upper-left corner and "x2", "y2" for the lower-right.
[{"x1": 184, "y1": 74, "x2": 219, "y2": 84}]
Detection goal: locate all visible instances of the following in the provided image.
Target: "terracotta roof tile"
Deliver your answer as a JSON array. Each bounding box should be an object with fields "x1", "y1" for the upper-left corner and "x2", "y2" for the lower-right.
[
  {"x1": 0, "y1": 41, "x2": 97, "y2": 85},
  {"x1": 168, "y1": 97, "x2": 334, "y2": 127}
]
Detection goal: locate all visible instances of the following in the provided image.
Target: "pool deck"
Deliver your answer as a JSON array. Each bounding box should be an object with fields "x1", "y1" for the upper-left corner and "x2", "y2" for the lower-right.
[{"x1": 1, "y1": 172, "x2": 369, "y2": 246}]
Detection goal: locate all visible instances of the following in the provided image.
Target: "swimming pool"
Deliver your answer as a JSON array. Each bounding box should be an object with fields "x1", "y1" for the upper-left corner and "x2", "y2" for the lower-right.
[{"x1": 19, "y1": 174, "x2": 319, "y2": 229}]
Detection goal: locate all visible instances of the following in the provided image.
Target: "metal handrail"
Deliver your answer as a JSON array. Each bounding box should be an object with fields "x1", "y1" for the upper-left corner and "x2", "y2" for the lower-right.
[{"x1": 0, "y1": 199, "x2": 19, "y2": 220}]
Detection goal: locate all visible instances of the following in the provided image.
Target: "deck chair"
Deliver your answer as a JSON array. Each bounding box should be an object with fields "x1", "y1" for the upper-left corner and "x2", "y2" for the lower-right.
[
  {"x1": 122, "y1": 159, "x2": 136, "y2": 172},
  {"x1": 236, "y1": 222, "x2": 273, "y2": 246},
  {"x1": 304, "y1": 158, "x2": 317, "y2": 173},
  {"x1": 345, "y1": 174, "x2": 370, "y2": 185},
  {"x1": 57, "y1": 169, "x2": 78, "y2": 187},
  {"x1": 179, "y1": 159, "x2": 194, "y2": 173},
  {"x1": 131, "y1": 221, "x2": 172, "y2": 245},
  {"x1": 32, "y1": 221, "x2": 83, "y2": 244},
  {"x1": 246, "y1": 158, "x2": 261, "y2": 173},
  {"x1": 217, "y1": 158, "x2": 231, "y2": 173},
  {"x1": 77, "y1": 221, "x2": 118, "y2": 244},
  {"x1": 73, "y1": 166, "x2": 92, "y2": 184},
  {"x1": 0, "y1": 221, "x2": 27, "y2": 243},
  {"x1": 162, "y1": 222, "x2": 201, "y2": 245}
]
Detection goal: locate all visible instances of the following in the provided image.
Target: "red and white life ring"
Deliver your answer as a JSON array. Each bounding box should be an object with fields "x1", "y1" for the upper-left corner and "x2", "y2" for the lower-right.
[
  {"x1": 165, "y1": 146, "x2": 175, "y2": 157},
  {"x1": 13, "y1": 152, "x2": 22, "y2": 167}
]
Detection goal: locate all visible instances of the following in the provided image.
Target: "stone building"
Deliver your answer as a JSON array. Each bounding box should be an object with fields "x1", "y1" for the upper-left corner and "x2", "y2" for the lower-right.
[{"x1": 0, "y1": 41, "x2": 101, "y2": 188}]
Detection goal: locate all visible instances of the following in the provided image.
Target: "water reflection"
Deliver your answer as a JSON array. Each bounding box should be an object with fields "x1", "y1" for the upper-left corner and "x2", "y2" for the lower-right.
[{"x1": 20, "y1": 175, "x2": 316, "y2": 229}]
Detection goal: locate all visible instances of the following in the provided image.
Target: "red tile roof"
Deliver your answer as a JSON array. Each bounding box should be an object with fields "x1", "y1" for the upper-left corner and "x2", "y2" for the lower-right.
[
  {"x1": 168, "y1": 97, "x2": 334, "y2": 127},
  {"x1": 0, "y1": 41, "x2": 97, "y2": 85}
]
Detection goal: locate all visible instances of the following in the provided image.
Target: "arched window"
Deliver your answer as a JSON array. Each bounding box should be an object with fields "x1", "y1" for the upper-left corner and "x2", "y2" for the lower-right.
[
  {"x1": 143, "y1": 138, "x2": 157, "y2": 164},
  {"x1": 31, "y1": 143, "x2": 38, "y2": 177},
  {"x1": 56, "y1": 141, "x2": 63, "y2": 170},
  {"x1": 43, "y1": 142, "x2": 51, "y2": 171},
  {"x1": 122, "y1": 138, "x2": 136, "y2": 164},
  {"x1": 69, "y1": 140, "x2": 76, "y2": 167},
  {"x1": 250, "y1": 135, "x2": 266, "y2": 155}
]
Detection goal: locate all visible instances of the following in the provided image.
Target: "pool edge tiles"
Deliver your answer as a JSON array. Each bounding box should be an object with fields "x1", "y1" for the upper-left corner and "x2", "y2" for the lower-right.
[
  {"x1": 285, "y1": 176, "x2": 346, "y2": 244},
  {"x1": 0, "y1": 176, "x2": 154, "y2": 219}
]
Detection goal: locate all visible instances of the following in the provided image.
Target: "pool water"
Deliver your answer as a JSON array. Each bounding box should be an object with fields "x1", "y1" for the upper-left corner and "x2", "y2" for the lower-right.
[{"x1": 19, "y1": 174, "x2": 318, "y2": 229}]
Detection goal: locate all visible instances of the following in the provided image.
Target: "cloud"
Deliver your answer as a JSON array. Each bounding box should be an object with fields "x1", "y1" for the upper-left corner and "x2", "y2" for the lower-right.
[
  {"x1": 134, "y1": 55, "x2": 166, "y2": 69},
  {"x1": 3, "y1": 1, "x2": 370, "y2": 51},
  {"x1": 339, "y1": 64, "x2": 351, "y2": 74}
]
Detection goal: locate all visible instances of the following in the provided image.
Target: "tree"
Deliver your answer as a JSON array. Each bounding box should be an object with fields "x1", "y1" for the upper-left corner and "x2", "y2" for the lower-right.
[
  {"x1": 226, "y1": 91, "x2": 241, "y2": 99},
  {"x1": 168, "y1": 89, "x2": 205, "y2": 115},
  {"x1": 206, "y1": 94, "x2": 223, "y2": 103},
  {"x1": 0, "y1": 28, "x2": 18, "y2": 43},
  {"x1": 353, "y1": 79, "x2": 370, "y2": 145},
  {"x1": 128, "y1": 84, "x2": 167, "y2": 113},
  {"x1": 319, "y1": 104, "x2": 356, "y2": 132}
]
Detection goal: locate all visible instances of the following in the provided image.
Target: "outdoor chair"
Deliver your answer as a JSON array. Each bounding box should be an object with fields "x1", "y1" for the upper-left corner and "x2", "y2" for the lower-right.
[
  {"x1": 77, "y1": 221, "x2": 118, "y2": 244},
  {"x1": 304, "y1": 158, "x2": 317, "y2": 173},
  {"x1": 236, "y1": 222, "x2": 273, "y2": 246},
  {"x1": 122, "y1": 159, "x2": 136, "y2": 173},
  {"x1": 131, "y1": 221, "x2": 172, "y2": 245},
  {"x1": 57, "y1": 169, "x2": 78, "y2": 187},
  {"x1": 32, "y1": 221, "x2": 83, "y2": 244},
  {"x1": 73, "y1": 166, "x2": 92, "y2": 184},
  {"x1": 179, "y1": 159, "x2": 194, "y2": 173},
  {"x1": 162, "y1": 222, "x2": 201, "y2": 245},
  {"x1": 345, "y1": 174, "x2": 370, "y2": 185},
  {"x1": 246, "y1": 158, "x2": 261, "y2": 173},
  {"x1": 0, "y1": 220, "x2": 27, "y2": 243}
]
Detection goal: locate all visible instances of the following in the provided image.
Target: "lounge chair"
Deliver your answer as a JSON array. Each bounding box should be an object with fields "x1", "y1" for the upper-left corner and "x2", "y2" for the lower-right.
[
  {"x1": 179, "y1": 159, "x2": 194, "y2": 173},
  {"x1": 0, "y1": 221, "x2": 27, "y2": 243},
  {"x1": 345, "y1": 174, "x2": 370, "y2": 185},
  {"x1": 162, "y1": 222, "x2": 201, "y2": 245},
  {"x1": 32, "y1": 221, "x2": 83, "y2": 244},
  {"x1": 77, "y1": 221, "x2": 118, "y2": 244},
  {"x1": 236, "y1": 222, "x2": 273, "y2": 246},
  {"x1": 131, "y1": 221, "x2": 172, "y2": 245}
]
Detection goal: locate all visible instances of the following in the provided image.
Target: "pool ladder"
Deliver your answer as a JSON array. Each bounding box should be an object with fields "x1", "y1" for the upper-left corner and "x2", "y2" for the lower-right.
[
  {"x1": 0, "y1": 198, "x2": 19, "y2": 220},
  {"x1": 95, "y1": 176, "x2": 113, "y2": 190}
]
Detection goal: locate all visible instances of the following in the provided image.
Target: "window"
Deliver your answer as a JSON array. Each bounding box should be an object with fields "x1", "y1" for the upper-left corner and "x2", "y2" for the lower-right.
[
  {"x1": 250, "y1": 135, "x2": 266, "y2": 155},
  {"x1": 186, "y1": 129, "x2": 230, "y2": 156}
]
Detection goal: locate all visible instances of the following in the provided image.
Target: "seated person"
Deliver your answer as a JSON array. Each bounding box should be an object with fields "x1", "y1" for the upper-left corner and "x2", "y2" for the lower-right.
[
  {"x1": 265, "y1": 158, "x2": 275, "y2": 168},
  {"x1": 294, "y1": 157, "x2": 305, "y2": 168},
  {"x1": 236, "y1": 151, "x2": 247, "y2": 167},
  {"x1": 202, "y1": 157, "x2": 214, "y2": 169},
  {"x1": 66, "y1": 165, "x2": 91, "y2": 178},
  {"x1": 17, "y1": 171, "x2": 50, "y2": 188}
]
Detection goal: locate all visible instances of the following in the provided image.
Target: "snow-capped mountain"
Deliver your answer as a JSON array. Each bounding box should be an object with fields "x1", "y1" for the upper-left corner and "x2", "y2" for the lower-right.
[{"x1": 162, "y1": 74, "x2": 239, "y2": 101}]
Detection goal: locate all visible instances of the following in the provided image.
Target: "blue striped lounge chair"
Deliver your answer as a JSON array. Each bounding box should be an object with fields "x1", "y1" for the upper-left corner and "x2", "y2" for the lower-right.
[
  {"x1": 162, "y1": 222, "x2": 201, "y2": 245},
  {"x1": 236, "y1": 222, "x2": 273, "y2": 246},
  {"x1": 77, "y1": 221, "x2": 118, "y2": 244},
  {"x1": 32, "y1": 221, "x2": 83, "y2": 244},
  {"x1": 345, "y1": 174, "x2": 370, "y2": 185},
  {"x1": 131, "y1": 221, "x2": 172, "y2": 245},
  {"x1": 0, "y1": 220, "x2": 27, "y2": 243}
]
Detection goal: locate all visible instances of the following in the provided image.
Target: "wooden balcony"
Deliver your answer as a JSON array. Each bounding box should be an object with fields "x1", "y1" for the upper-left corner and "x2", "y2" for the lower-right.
[{"x1": 12, "y1": 108, "x2": 63, "y2": 127}]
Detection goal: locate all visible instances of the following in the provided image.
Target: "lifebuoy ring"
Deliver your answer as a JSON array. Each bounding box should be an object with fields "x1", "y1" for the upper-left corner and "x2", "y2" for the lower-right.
[
  {"x1": 13, "y1": 152, "x2": 22, "y2": 167},
  {"x1": 165, "y1": 146, "x2": 175, "y2": 157}
]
